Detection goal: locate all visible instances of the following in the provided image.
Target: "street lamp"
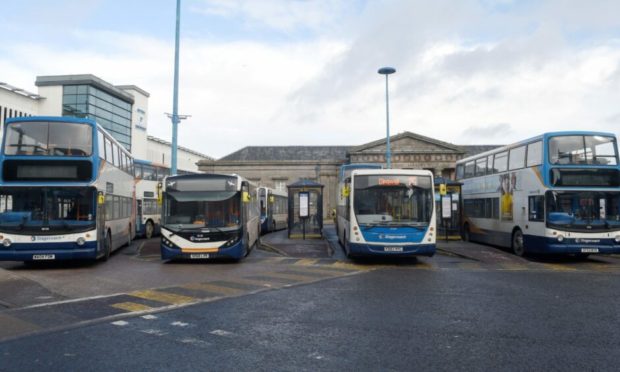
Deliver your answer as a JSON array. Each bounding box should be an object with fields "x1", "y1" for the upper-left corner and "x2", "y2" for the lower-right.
[{"x1": 378, "y1": 66, "x2": 396, "y2": 169}]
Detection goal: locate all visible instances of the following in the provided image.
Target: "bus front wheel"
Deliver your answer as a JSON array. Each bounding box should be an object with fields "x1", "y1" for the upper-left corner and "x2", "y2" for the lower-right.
[
  {"x1": 145, "y1": 220, "x2": 154, "y2": 239},
  {"x1": 101, "y1": 231, "x2": 112, "y2": 262},
  {"x1": 512, "y1": 229, "x2": 525, "y2": 257}
]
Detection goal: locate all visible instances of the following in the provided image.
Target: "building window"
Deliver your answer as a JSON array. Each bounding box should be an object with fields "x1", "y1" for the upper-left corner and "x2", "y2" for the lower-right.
[
  {"x1": 275, "y1": 180, "x2": 287, "y2": 191},
  {"x1": 62, "y1": 85, "x2": 132, "y2": 151}
]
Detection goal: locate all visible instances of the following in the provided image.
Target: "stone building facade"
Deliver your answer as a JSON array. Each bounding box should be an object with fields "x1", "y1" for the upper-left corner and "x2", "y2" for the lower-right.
[{"x1": 197, "y1": 132, "x2": 499, "y2": 218}]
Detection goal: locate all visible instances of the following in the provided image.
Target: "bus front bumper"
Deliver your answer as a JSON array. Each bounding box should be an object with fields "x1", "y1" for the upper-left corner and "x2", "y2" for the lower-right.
[
  {"x1": 347, "y1": 242, "x2": 436, "y2": 257},
  {"x1": 0, "y1": 241, "x2": 98, "y2": 261},
  {"x1": 161, "y1": 240, "x2": 245, "y2": 261},
  {"x1": 525, "y1": 236, "x2": 620, "y2": 255}
]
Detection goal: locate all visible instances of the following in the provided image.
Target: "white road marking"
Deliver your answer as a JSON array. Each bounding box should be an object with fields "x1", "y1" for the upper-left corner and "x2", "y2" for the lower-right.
[
  {"x1": 141, "y1": 315, "x2": 158, "y2": 320},
  {"x1": 111, "y1": 320, "x2": 129, "y2": 326},
  {"x1": 210, "y1": 329, "x2": 233, "y2": 337},
  {"x1": 171, "y1": 321, "x2": 189, "y2": 327},
  {"x1": 141, "y1": 329, "x2": 167, "y2": 336}
]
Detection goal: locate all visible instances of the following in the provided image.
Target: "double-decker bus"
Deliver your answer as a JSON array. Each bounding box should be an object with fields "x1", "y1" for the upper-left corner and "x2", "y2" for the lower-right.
[
  {"x1": 456, "y1": 131, "x2": 620, "y2": 257},
  {"x1": 0, "y1": 116, "x2": 135, "y2": 262},
  {"x1": 337, "y1": 168, "x2": 436, "y2": 258},
  {"x1": 258, "y1": 186, "x2": 287, "y2": 234},
  {"x1": 160, "y1": 173, "x2": 260, "y2": 261}
]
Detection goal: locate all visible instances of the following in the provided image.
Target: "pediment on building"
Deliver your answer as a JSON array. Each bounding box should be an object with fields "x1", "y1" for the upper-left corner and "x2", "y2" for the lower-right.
[{"x1": 349, "y1": 131, "x2": 464, "y2": 154}]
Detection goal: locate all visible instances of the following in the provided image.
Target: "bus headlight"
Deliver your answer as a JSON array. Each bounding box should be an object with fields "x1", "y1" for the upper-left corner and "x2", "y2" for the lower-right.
[
  {"x1": 557, "y1": 235, "x2": 564, "y2": 242},
  {"x1": 76, "y1": 237, "x2": 86, "y2": 246},
  {"x1": 222, "y1": 234, "x2": 241, "y2": 248},
  {"x1": 2, "y1": 239, "x2": 11, "y2": 247}
]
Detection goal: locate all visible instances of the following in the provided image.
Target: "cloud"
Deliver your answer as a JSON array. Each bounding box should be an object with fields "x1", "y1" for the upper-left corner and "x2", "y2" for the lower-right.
[{"x1": 1, "y1": 0, "x2": 620, "y2": 159}]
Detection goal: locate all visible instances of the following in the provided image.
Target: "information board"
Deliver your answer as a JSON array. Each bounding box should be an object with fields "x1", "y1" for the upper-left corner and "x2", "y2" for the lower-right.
[{"x1": 299, "y1": 192, "x2": 309, "y2": 218}]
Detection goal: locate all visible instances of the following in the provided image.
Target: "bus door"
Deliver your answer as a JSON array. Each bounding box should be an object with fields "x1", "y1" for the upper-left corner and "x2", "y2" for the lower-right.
[
  {"x1": 97, "y1": 192, "x2": 106, "y2": 252},
  {"x1": 241, "y1": 182, "x2": 250, "y2": 245}
]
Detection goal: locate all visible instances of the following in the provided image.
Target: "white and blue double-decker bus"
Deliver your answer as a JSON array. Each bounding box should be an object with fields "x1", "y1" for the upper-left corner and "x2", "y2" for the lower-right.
[
  {"x1": 337, "y1": 168, "x2": 436, "y2": 258},
  {"x1": 456, "y1": 131, "x2": 620, "y2": 257},
  {"x1": 0, "y1": 116, "x2": 135, "y2": 262},
  {"x1": 160, "y1": 173, "x2": 260, "y2": 261}
]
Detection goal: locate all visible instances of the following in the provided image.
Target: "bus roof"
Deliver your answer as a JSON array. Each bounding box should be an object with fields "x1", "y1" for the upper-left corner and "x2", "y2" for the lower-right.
[
  {"x1": 351, "y1": 168, "x2": 434, "y2": 177},
  {"x1": 457, "y1": 131, "x2": 617, "y2": 165},
  {"x1": 339, "y1": 163, "x2": 382, "y2": 180},
  {"x1": 5, "y1": 116, "x2": 97, "y2": 126}
]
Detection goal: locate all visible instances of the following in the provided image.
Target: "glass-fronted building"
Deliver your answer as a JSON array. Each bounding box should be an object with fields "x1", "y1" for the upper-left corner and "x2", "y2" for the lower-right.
[{"x1": 36, "y1": 75, "x2": 134, "y2": 151}]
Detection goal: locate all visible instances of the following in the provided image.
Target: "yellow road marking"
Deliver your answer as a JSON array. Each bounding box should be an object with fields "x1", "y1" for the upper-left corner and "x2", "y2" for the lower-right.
[
  {"x1": 183, "y1": 283, "x2": 243, "y2": 295},
  {"x1": 129, "y1": 290, "x2": 196, "y2": 305},
  {"x1": 286, "y1": 266, "x2": 352, "y2": 276},
  {"x1": 328, "y1": 261, "x2": 372, "y2": 270},
  {"x1": 541, "y1": 263, "x2": 577, "y2": 272},
  {"x1": 111, "y1": 302, "x2": 153, "y2": 312},
  {"x1": 259, "y1": 271, "x2": 318, "y2": 282},
  {"x1": 498, "y1": 263, "x2": 528, "y2": 271},
  {"x1": 0, "y1": 313, "x2": 40, "y2": 339},
  {"x1": 227, "y1": 277, "x2": 276, "y2": 287},
  {"x1": 414, "y1": 261, "x2": 435, "y2": 270},
  {"x1": 294, "y1": 259, "x2": 319, "y2": 266}
]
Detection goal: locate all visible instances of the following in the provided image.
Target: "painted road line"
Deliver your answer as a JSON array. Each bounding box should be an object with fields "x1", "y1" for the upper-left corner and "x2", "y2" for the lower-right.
[
  {"x1": 498, "y1": 263, "x2": 529, "y2": 271},
  {"x1": 282, "y1": 266, "x2": 356, "y2": 277},
  {"x1": 328, "y1": 261, "x2": 374, "y2": 270},
  {"x1": 541, "y1": 263, "x2": 578, "y2": 272},
  {"x1": 413, "y1": 261, "x2": 436, "y2": 270},
  {"x1": 0, "y1": 313, "x2": 41, "y2": 340},
  {"x1": 111, "y1": 302, "x2": 154, "y2": 312},
  {"x1": 255, "y1": 271, "x2": 320, "y2": 282},
  {"x1": 129, "y1": 290, "x2": 197, "y2": 305},
  {"x1": 294, "y1": 259, "x2": 320, "y2": 266},
  {"x1": 182, "y1": 283, "x2": 243, "y2": 296},
  {"x1": 228, "y1": 277, "x2": 277, "y2": 288}
]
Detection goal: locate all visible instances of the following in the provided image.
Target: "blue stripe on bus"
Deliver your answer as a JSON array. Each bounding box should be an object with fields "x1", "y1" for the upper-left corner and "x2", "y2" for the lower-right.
[
  {"x1": 524, "y1": 235, "x2": 620, "y2": 254},
  {"x1": 0, "y1": 241, "x2": 98, "y2": 261},
  {"x1": 347, "y1": 242, "x2": 435, "y2": 257},
  {"x1": 360, "y1": 226, "x2": 428, "y2": 244}
]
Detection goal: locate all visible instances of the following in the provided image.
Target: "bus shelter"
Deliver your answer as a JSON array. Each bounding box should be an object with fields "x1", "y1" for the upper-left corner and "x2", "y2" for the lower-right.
[
  {"x1": 287, "y1": 179, "x2": 324, "y2": 239},
  {"x1": 434, "y1": 177, "x2": 462, "y2": 240}
]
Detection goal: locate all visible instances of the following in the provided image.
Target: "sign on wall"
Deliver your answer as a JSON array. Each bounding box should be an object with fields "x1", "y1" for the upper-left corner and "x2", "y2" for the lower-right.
[{"x1": 299, "y1": 192, "x2": 309, "y2": 218}]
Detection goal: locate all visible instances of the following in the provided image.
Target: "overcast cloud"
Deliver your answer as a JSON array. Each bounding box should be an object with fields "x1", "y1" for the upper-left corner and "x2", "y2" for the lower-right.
[{"x1": 1, "y1": 0, "x2": 619, "y2": 158}]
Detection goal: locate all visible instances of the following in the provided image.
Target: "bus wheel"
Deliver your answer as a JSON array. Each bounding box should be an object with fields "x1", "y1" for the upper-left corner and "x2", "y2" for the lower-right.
[
  {"x1": 343, "y1": 234, "x2": 352, "y2": 258},
  {"x1": 512, "y1": 229, "x2": 525, "y2": 257},
  {"x1": 101, "y1": 231, "x2": 112, "y2": 262},
  {"x1": 145, "y1": 220, "x2": 154, "y2": 239},
  {"x1": 255, "y1": 227, "x2": 261, "y2": 251}
]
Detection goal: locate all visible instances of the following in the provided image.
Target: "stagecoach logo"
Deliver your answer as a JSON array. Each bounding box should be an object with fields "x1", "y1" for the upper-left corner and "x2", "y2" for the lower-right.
[
  {"x1": 379, "y1": 234, "x2": 407, "y2": 240},
  {"x1": 190, "y1": 234, "x2": 211, "y2": 242},
  {"x1": 31, "y1": 236, "x2": 63, "y2": 242},
  {"x1": 575, "y1": 238, "x2": 600, "y2": 244}
]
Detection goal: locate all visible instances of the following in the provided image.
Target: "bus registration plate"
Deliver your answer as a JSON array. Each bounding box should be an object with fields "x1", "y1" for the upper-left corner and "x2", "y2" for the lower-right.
[
  {"x1": 384, "y1": 246, "x2": 403, "y2": 252},
  {"x1": 190, "y1": 253, "x2": 210, "y2": 259},
  {"x1": 581, "y1": 248, "x2": 599, "y2": 253},
  {"x1": 33, "y1": 254, "x2": 55, "y2": 260}
]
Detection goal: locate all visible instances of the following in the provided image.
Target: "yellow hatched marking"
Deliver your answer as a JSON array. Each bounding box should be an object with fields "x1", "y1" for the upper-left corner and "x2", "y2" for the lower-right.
[
  {"x1": 328, "y1": 261, "x2": 373, "y2": 270},
  {"x1": 286, "y1": 266, "x2": 352, "y2": 276},
  {"x1": 111, "y1": 302, "x2": 153, "y2": 312},
  {"x1": 414, "y1": 261, "x2": 435, "y2": 270},
  {"x1": 259, "y1": 271, "x2": 318, "y2": 282},
  {"x1": 182, "y1": 283, "x2": 243, "y2": 295},
  {"x1": 498, "y1": 263, "x2": 528, "y2": 271},
  {"x1": 130, "y1": 290, "x2": 196, "y2": 305},
  {"x1": 228, "y1": 277, "x2": 276, "y2": 287},
  {"x1": 581, "y1": 263, "x2": 619, "y2": 273},
  {"x1": 542, "y1": 263, "x2": 578, "y2": 272},
  {"x1": 294, "y1": 259, "x2": 319, "y2": 266}
]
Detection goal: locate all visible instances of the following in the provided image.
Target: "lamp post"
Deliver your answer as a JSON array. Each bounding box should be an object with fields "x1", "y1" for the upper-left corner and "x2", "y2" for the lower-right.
[{"x1": 378, "y1": 66, "x2": 396, "y2": 169}]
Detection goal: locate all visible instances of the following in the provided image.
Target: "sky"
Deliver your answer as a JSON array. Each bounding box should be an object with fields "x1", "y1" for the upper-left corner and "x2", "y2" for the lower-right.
[{"x1": 1, "y1": 0, "x2": 620, "y2": 159}]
